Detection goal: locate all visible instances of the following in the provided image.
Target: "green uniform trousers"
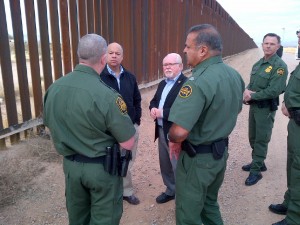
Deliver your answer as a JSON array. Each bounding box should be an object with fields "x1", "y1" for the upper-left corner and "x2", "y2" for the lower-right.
[
  {"x1": 63, "y1": 158, "x2": 123, "y2": 225},
  {"x1": 282, "y1": 120, "x2": 300, "y2": 225},
  {"x1": 175, "y1": 150, "x2": 228, "y2": 225},
  {"x1": 248, "y1": 105, "x2": 275, "y2": 173}
]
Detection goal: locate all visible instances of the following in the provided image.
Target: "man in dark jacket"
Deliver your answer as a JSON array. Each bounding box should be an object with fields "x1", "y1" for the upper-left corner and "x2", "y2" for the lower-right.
[
  {"x1": 149, "y1": 53, "x2": 187, "y2": 204},
  {"x1": 100, "y1": 42, "x2": 142, "y2": 205}
]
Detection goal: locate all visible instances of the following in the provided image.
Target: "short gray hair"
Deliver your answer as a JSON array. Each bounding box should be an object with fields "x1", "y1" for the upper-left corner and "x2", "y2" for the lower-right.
[
  {"x1": 188, "y1": 24, "x2": 223, "y2": 52},
  {"x1": 77, "y1": 34, "x2": 107, "y2": 64}
]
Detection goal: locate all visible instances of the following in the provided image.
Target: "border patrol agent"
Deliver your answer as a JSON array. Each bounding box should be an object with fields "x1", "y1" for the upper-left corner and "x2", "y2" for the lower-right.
[
  {"x1": 168, "y1": 24, "x2": 245, "y2": 225},
  {"x1": 271, "y1": 32, "x2": 300, "y2": 225},
  {"x1": 43, "y1": 34, "x2": 136, "y2": 225},
  {"x1": 242, "y1": 33, "x2": 288, "y2": 186}
]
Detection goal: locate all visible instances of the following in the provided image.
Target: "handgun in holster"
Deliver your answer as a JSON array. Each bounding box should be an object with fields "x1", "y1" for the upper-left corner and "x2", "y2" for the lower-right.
[
  {"x1": 104, "y1": 144, "x2": 132, "y2": 177},
  {"x1": 181, "y1": 140, "x2": 196, "y2": 158},
  {"x1": 118, "y1": 149, "x2": 132, "y2": 177},
  {"x1": 270, "y1": 97, "x2": 279, "y2": 111},
  {"x1": 288, "y1": 108, "x2": 300, "y2": 126}
]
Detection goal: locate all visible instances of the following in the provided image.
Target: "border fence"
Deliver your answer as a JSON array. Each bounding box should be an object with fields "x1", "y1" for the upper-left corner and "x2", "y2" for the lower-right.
[{"x1": 0, "y1": 0, "x2": 257, "y2": 148}]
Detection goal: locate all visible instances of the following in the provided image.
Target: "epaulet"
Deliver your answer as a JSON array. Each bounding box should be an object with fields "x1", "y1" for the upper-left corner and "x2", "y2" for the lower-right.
[
  {"x1": 273, "y1": 55, "x2": 287, "y2": 68},
  {"x1": 276, "y1": 60, "x2": 287, "y2": 69}
]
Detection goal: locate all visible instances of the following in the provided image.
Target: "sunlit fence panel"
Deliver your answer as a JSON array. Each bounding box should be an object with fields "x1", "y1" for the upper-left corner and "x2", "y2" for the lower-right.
[{"x1": 0, "y1": 0, "x2": 256, "y2": 147}]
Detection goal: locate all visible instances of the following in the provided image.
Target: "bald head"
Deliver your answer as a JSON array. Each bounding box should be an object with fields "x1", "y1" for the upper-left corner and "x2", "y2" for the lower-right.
[
  {"x1": 107, "y1": 42, "x2": 123, "y2": 54},
  {"x1": 106, "y1": 42, "x2": 124, "y2": 70}
]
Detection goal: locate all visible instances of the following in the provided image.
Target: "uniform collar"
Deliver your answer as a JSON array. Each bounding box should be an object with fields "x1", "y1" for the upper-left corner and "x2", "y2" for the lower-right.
[
  {"x1": 262, "y1": 53, "x2": 279, "y2": 65},
  {"x1": 74, "y1": 64, "x2": 100, "y2": 77},
  {"x1": 192, "y1": 55, "x2": 223, "y2": 75}
]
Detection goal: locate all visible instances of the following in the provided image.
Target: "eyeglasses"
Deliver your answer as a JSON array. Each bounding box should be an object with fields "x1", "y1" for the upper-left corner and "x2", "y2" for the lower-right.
[{"x1": 162, "y1": 63, "x2": 181, "y2": 67}]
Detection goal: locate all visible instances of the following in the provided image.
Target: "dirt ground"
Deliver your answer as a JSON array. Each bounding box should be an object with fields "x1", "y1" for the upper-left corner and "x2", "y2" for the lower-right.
[{"x1": 0, "y1": 48, "x2": 299, "y2": 225}]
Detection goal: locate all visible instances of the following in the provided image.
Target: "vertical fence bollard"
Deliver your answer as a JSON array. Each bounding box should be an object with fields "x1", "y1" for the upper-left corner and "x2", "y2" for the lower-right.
[{"x1": 0, "y1": 98, "x2": 6, "y2": 149}]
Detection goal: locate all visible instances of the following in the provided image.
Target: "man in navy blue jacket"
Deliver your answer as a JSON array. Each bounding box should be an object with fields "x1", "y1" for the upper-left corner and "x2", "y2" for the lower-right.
[{"x1": 100, "y1": 42, "x2": 142, "y2": 205}]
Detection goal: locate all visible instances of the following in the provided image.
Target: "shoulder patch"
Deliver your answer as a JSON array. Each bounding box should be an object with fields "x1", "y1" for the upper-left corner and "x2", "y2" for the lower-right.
[
  {"x1": 179, "y1": 85, "x2": 192, "y2": 98},
  {"x1": 277, "y1": 68, "x2": 285, "y2": 76},
  {"x1": 265, "y1": 66, "x2": 272, "y2": 73},
  {"x1": 116, "y1": 96, "x2": 128, "y2": 114}
]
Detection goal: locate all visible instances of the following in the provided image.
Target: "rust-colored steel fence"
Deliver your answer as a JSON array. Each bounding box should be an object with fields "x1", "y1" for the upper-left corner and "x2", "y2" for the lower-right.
[{"x1": 0, "y1": 0, "x2": 257, "y2": 147}]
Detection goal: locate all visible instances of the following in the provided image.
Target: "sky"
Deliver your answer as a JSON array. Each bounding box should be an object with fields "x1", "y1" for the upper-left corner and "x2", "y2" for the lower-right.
[
  {"x1": 4, "y1": 0, "x2": 40, "y2": 41},
  {"x1": 217, "y1": 0, "x2": 300, "y2": 46}
]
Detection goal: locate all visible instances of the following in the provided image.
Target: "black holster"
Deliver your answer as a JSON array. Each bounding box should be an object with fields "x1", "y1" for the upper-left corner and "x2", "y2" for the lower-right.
[
  {"x1": 104, "y1": 144, "x2": 120, "y2": 176},
  {"x1": 181, "y1": 140, "x2": 196, "y2": 157},
  {"x1": 104, "y1": 144, "x2": 132, "y2": 177},
  {"x1": 212, "y1": 139, "x2": 227, "y2": 160},
  {"x1": 182, "y1": 138, "x2": 228, "y2": 160},
  {"x1": 289, "y1": 108, "x2": 300, "y2": 126},
  {"x1": 104, "y1": 146, "x2": 113, "y2": 173},
  {"x1": 270, "y1": 97, "x2": 279, "y2": 111},
  {"x1": 119, "y1": 149, "x2": 132, "y2": 177},
  {"x1": 248, "y1": 97, "x2": 279, "y2": 111}
]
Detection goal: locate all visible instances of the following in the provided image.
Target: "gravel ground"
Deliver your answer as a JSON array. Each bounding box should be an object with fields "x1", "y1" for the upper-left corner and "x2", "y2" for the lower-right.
[{"x1": 0, "y1": 48, "x2": 298, "y2": 225}]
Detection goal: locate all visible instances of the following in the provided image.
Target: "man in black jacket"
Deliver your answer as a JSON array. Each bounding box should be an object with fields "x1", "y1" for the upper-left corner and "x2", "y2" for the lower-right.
[
  {"x1": 149, "y1": 53, "x2": 187, "y2": 204},
  {"x1": 100, "y1": 42, "x2": 142, "y2": 205}
]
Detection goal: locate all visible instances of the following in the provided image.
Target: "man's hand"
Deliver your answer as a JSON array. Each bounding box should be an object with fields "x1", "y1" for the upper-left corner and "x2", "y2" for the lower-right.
[
  {"x1": 150, "y1": 108, "x2": 163, "y2": 119},
  {"x1": 169, "y1": 141, "x2": 181, "y2": 160},
  {"x1": 150, "y1": 108, "x2": 157, "y2": 119},
  {"x1": 243, "y1": 89, "x2": 255, "y2": 102},
  {"x1": 281, "y1": 102, "x2": 290, "y2": 117}
]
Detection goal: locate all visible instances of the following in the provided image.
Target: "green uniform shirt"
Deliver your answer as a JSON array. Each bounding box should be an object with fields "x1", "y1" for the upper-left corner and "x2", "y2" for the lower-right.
[
  {"x1": 43, "y1": 64, "x2": 135, "y2": 157},
  {"x1": 248, "y1": 54, "x2": 288, "y2": 100},
  {"x1": 169, "y1": 56, "x2": 245, "y2": 145},
  {"x1": 284, "y1": 63, "x2": 300, "y2": 108}
]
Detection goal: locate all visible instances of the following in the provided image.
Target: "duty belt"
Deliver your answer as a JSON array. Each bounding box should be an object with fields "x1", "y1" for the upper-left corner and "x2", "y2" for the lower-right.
[
  {"x1": 192, "y1": 138, "x2": 229, "y2": 154},
  {"x1": 65, "y1": 154, "x2": 105, "y2": 164},
  {"x1": 249, "y1": 99, "x2": 272, "y2": 107}
]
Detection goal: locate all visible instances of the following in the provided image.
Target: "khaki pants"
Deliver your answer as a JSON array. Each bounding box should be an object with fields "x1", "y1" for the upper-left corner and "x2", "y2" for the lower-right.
[{"x1": 123, "y1": 123, "x2": 139, "y2": 196}]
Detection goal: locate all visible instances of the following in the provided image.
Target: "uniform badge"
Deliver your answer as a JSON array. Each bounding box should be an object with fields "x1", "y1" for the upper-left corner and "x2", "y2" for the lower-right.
[
  {"x1": 277, "y1": 68, "x2": 285, "y2": 76},
  {"x1": 265, "y1": 66, "x2": 272, "y2": 73},
  {"x1": 116, "y1": 96, "x2": 127, "y2": 114},
  {"x1": 179, "y1": 85, "x2": 192, "y2": 98}
]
